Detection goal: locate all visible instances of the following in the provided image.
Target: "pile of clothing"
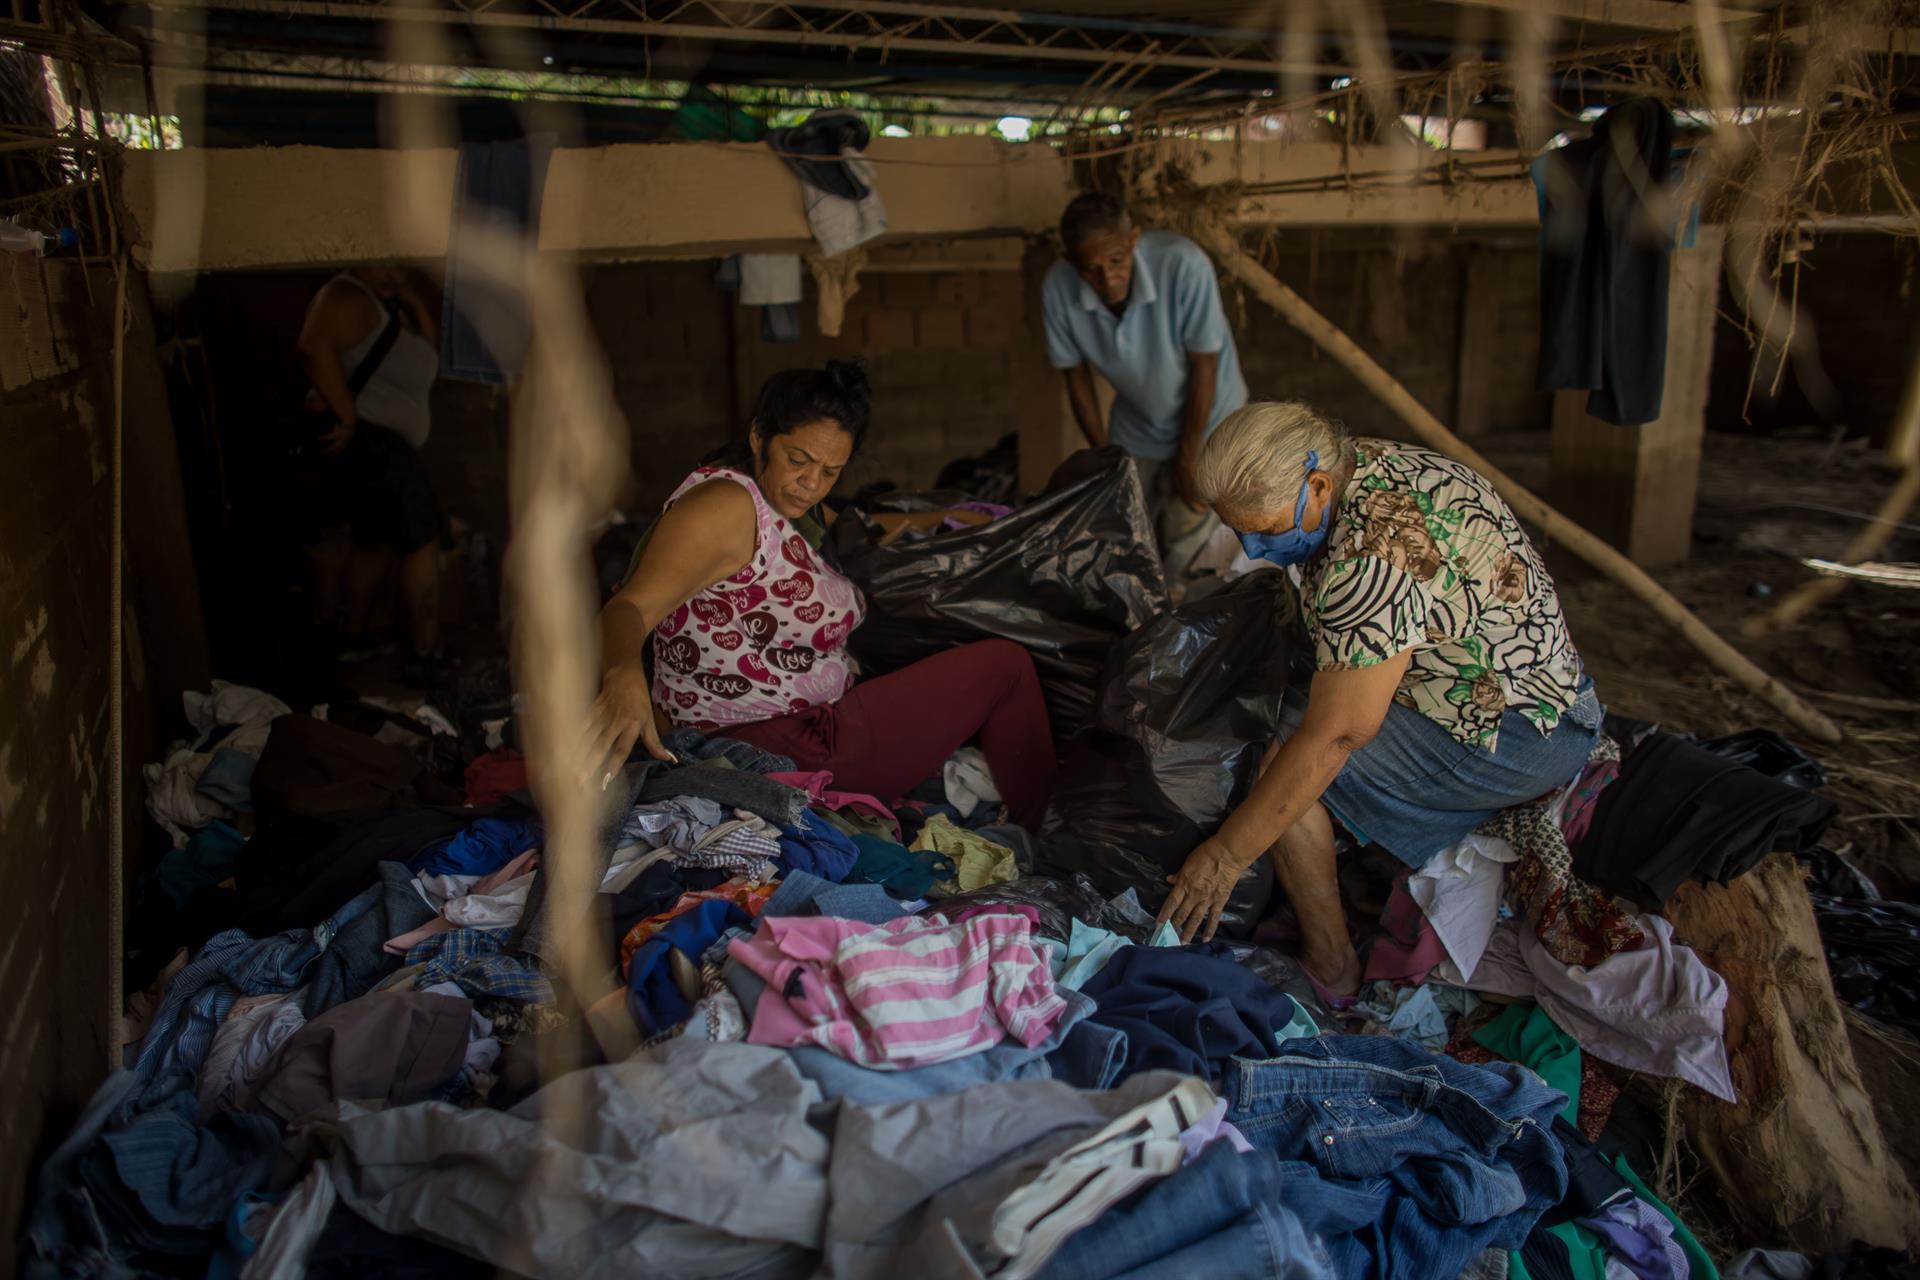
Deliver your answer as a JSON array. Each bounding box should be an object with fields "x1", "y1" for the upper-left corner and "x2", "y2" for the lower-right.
[{"x1": 33, "y1": 667, "x2": 1857, "y2": 1280}]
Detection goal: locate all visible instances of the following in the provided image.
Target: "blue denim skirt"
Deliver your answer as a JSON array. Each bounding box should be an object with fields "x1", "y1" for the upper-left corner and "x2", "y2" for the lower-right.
[{"x1": 1276, "y1": 678, "x2": 1604, "y2": 869}]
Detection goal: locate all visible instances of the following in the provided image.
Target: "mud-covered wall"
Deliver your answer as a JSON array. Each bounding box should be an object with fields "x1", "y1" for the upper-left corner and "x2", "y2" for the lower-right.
[{"x1": 0, "y1": 254, "x2": 206, "y2": 1247}]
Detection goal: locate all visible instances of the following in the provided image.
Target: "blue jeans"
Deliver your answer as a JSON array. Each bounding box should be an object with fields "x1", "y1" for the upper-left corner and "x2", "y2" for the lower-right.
[
  {"x1": 1035, "y1": 1142, "x2": 1333, "y2": 1280},
  {"x1": 1279, "y1": 678, "x2": 1605, "y2": 867},
  {"x1": 1225, "y1": 1035, "x2": 1569, "y2": 1280}
]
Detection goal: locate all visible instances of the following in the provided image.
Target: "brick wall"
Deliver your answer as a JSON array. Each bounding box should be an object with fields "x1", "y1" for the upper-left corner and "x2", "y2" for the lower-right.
[
  {"x1": 1226, "y1": 231, "x2": 1548, "y2": 442},
  {"x1": 725, "y1": 261, "x2": 1047, "y2": 510}
]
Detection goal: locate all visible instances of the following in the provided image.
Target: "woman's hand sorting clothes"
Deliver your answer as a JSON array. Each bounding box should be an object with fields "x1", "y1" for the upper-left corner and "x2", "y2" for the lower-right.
[
  {"x1": 1156, "y1": 836, "x2": 1248, "y2": 944},
  {"x1": 318, "y1": 419, "x2": 357, "y2": 457},
  {"x1": 580, "y1": 665, "x2": 677, "y2": 788}
]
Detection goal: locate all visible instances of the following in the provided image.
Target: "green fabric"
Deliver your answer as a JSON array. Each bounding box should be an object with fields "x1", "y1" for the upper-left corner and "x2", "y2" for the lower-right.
[
  {"x1": 1547, "y1": 1224, "x2": 1611, "y2": 1280},
  {"x1": 849, "y1": 835, "x2": 952, "y2": 900},
  {"x1": 1472, "y1": 1002, "x2": 1582, "y2": 1126},
  {"x1": 818, "y1": 806, "x2": 899, "y2": 844},
  {"x1": 1610, "y1": 1156, "x2": 1720, "y2": 1280},
  {"x1": 1505, "y1": 1226, "x2": 1607, "y2": 1280},
  {"x1": 667, "y1": 86, "x2": 768, "y2": 142},
  {"x1": 913, "y1": 815, "x2": 1019, "y2": 896}
]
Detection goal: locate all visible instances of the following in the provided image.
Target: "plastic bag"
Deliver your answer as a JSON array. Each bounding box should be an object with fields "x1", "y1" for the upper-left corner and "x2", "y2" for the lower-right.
[
  {"x1": 1040, "y1": 572, "x2": 1300, "y2": 938},
  {"x1": 925, "y1": 872, "x2": 1157, "y2": 942},
  {"x1": 1812, "y1": 894, "x2": 1920, "y2": 1035},
  {"x1": 1690, "y1": 728, "x2": 1828, "y2": 791},
  {"x1": 828, "y1": 448, "x2": 1168, "y2": 751}
]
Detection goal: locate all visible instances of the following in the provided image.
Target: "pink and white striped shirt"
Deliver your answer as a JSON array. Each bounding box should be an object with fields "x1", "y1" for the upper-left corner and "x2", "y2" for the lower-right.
[{"x1": 729, "y1": 907, "x2": 1067, "y2": 1070}]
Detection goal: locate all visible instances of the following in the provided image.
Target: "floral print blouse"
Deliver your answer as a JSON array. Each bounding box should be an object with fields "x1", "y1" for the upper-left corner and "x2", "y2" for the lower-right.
[{"x1": 1299, "y1": 439, "x2": 1583, "y2": 750}]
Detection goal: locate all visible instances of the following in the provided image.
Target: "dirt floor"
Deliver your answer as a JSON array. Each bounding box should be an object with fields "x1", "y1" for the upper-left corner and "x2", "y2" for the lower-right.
[{"x1": 1481, "y1": 428, "x2": 1920, "y2": 895}]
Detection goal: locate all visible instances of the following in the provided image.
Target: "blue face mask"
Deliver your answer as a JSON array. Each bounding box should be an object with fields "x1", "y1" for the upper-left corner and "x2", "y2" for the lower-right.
[{"x1": 1238, "y1": 450, "x2": 1330, "y2": 567}]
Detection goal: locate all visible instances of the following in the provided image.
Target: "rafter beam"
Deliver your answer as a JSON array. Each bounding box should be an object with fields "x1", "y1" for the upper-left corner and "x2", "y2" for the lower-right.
[
  {"x1": 115, "y1": 0, "x2": 1360, "y2": 78},
  {"x1": 1433, "y1": 0, "x2": 1761, "y2": 33}
]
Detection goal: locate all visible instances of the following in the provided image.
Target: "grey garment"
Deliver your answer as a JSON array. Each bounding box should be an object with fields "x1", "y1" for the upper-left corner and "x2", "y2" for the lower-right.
[
  {"x1": 240, "y1": 1165, "x2": 337, "y2": 1280},
  {"x1": 800, "y1": 153, "x2": 887, "y2": 255},
  {"x1": 284, "y1": 1037, "x2": 1203, "y2": 1280},
  {"x1": 820, "y1": 1069, "x2": 1207, "y2": 1280},
  {"x1": 1461, "y1": 1248, "x2": 1511, "y2": 1280},
  {"x1": 286, "y1": 1039, "x2": 828, "y2": 1279},
  {"x1": 1438, "y1": 915, "x2": 1735, "y2": 1102},
  {"x1": 1724, "y1": 1250, "x2": 1816, "y2": 1280},
  {"x1": 303, "y1": 861, "x2": 439, "y2": 1018},
  {"x1": 637, "y1": 762, "x2": 808, "y2": 828},
  {"x1": 509, "y1": 761, "x2": 649, "y2": 965},
  {"x1": 195, "y1": 747, "x2": 258, "y2": 810}
]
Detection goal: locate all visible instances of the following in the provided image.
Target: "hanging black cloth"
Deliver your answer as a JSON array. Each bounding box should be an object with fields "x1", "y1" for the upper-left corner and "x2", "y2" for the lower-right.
[
  {"x1": 764, "y1": 110, "x2": 873, "y2": 200},
  {"x1": 1536, "y1": 97, "x2": 1676, "y2": 425}
]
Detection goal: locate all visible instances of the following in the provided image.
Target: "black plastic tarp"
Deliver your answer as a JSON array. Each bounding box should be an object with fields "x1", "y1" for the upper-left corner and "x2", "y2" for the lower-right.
[
  {"x1": 828, "y1": 449, "x2": 1168, "y2": 752},
  {"x1": 1040, "y1": 572, "x2": 1298, "y2": 937}
]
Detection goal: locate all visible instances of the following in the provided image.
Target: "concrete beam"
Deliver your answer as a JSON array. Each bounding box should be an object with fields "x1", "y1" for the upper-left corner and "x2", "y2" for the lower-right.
[
  {"x1": 1161, "y1": 140, "x2": 1539, "y2": 228},
  {"x1": 121, "y1": 136, "x2": 1073, "y2": 272},
  {"x1": 120, "y1": 137, "x2": 1538, "y2": 273}
]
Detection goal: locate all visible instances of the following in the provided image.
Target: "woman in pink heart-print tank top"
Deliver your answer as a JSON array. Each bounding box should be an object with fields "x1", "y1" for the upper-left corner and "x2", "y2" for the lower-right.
[
  {"x1": 651, "y1": 466, "x2": 865, "y2": 726},
  {"x1": 584, "y1": 361, "x2": 1056, "y2": 829}
]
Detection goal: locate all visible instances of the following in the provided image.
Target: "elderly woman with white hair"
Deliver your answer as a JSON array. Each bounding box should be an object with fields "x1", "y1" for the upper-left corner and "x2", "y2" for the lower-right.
[{"x1": 1155, "y1": 401, "x2": 1603, "y2": 996}]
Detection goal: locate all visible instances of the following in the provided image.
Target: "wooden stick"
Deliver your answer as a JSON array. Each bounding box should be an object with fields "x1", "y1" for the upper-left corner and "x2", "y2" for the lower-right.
[
  {"x1": 1192, "y1": 220, "x2": 1845, "y2": 745},
  {"x1": 1753, "y1": 464, "x2": 1920, "y2": 631}
]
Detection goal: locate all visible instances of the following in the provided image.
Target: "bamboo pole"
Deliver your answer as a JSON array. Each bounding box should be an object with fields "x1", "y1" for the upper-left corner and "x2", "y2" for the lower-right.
[
  {"x1": 1752, "y1": 337, "x2": 1920, "y2": 633},
  {"x1": 1192, "y1": 220, "x2": 1844, "y2": 745}
]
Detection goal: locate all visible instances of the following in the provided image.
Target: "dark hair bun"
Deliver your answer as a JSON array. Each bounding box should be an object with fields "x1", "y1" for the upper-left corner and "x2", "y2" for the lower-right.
[
  {"x1": 750, "y1": 360, "x2": 875, "y2": 454},
  {"x1": 824, "y1": 359, "x2": 871, "y2": 406}
]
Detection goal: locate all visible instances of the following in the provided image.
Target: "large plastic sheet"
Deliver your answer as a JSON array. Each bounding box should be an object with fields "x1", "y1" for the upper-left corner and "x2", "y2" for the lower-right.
[
  {"x1": 828, "y1": 449, "x2": 1169, "y2": 751},
  {"x1": 1041, "y1": 573, "x2": 1300, "y2": 937}
]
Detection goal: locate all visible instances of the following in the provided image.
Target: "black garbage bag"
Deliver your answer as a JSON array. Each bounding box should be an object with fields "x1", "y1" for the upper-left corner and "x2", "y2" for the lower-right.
[
  {"x1": 1811, "y1": 894, "x2": 1920, "y2": 1036},
  {"x1": 924, "y1": 872, "x2": 1155, "y2": 942},
  {"x1": 828, "y1": 448, "x2": 1168, "y2": 751},
  {"x1": 1690, "y1": 728, "x2": 1828, "y2": 791},
  {"x1": 1040, "y1": 572, "x2": 1298, "y2": 938}
]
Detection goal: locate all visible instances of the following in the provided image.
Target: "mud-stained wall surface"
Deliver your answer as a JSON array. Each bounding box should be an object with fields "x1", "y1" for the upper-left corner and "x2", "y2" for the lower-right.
[{"x1": 0, "y1": 254, "x2": 206, "y2": 1250}]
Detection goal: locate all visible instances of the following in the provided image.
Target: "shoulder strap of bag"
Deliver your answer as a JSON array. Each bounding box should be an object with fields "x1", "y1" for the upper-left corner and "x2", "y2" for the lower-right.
[{"x1": 345, "y1": 300, "x2": 404, "y2": 398}]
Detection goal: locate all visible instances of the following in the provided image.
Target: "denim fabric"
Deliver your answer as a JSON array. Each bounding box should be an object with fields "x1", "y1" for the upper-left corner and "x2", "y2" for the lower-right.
[
  {"x1": 303, "y1": 861, "x2": 438, "y2": 1017},
  {"x1": 1278, "y1": 678, "x2": 1604, "y2": 867},
  {"x1": 133, "y1": 883, "x2": 383, "y2": 1082},
  {"x1": 1226, "y1": 1034, "x2": 1569, "y2": 1280},
  {"x1": 1049, "y1": 1018, "x2": 1131, "y2": 1090},
  {"x1": 812, "y1": 883, "x2": 909, "y2": 925},
  {"x1": 1071, "y1": 943, "x2": 1305, "y2": 1081},
  {"x1": 20, "y1": 1070, "x2": 145, "y2": 1280},
  {"x1": 664, "y1": 726, "x2": 795, "y2": 775},
  {"x1": 82, "y1": 1073, "x2": 279, "y2": 1255},
  {"x1": 1035, "y1": 1143, "x2": 1332, "y2": 1280},
  {"x1": 777, "y1": 811, "x2": 861, "y2": 882}
]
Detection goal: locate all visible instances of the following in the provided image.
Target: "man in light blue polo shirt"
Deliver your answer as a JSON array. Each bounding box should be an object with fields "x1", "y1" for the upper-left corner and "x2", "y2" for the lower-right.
[{"x1": 1042, "y1": 192, "x2": 1247, "y2": 555}]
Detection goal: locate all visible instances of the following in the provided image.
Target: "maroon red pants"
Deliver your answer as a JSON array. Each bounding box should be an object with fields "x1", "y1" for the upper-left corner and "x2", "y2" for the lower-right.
[{"x1": 725, "y1": 639, "x2": 1056, "y2": 830}]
